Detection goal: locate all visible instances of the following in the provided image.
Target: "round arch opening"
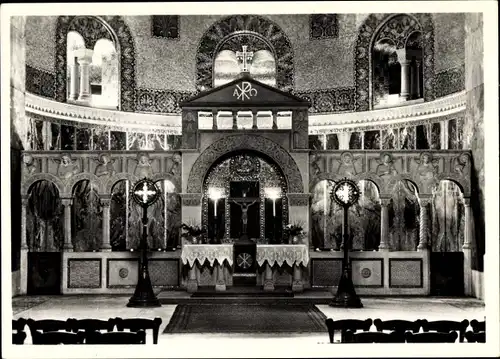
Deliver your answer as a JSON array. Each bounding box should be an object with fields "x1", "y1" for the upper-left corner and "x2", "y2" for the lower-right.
[{"x1": 201, "y1": 149, "x2": 289, "y2": 244}]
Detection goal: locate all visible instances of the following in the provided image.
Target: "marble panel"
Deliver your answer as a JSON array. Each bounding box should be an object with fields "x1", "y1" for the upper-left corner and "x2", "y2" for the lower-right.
[
  {"x1": 107, "y1": 259, "x2": 138, "y2": 287},
  {"x1": 430, "y1": 122, "x2": 441, "y2": 150},
  {"x1": 49, "y1": 123, "x2": 60, "y2": 150},
  {"x1": 351, "y1": 259, "x2": 382, "y2": 287},
  {"x1": 311, "y1": 259, "x2": 342, "y2": 287},
  {"x1": 198, "y1": 266, "x2": 216, "y2": 286},
  {"x1": 400, "y1": 127, "x2": 416, "y2": 150},
  {"x1": 128, "y1": 132, "x2": 147, "y2": 151},
  {"x1": 326, "y1": 134, "x2": 339, "y2": 150},
  {"x1": 110, "y1": 131, "x2": 127, "y2": 150},
  {"x1": 363, "y1": 130, "x2": 380, "y2": 150},
  {"x1": 68, "y1": 259, "x2": 101, "y2": 288},
  {"x1": 381, "y1": 128, "x2": 397, "y2": 150},
  {"x1": 415, "y1": 125, "x2": 430, "y2": 150},
  {"x1": 60, "y1": 124, "x2": 75, "y2": 150},
  {"x1": 92, "y1": 128, "x2": 109, "y2": 151},
  {"x1": 149, "y1": 259, "x2": 179, "y2": 286},
  {"x1": 389, "y1": 259, "x2": 422, "y2": 287},
  {"x1": 448, "y1": 119, "x2": 458, "y2": 149},
  {"x1": 76, "y1": 128, "x2": 91, "y2": 150},
  {"x1": 349, "y1": 132, "x2": 362, "y2": 150}
]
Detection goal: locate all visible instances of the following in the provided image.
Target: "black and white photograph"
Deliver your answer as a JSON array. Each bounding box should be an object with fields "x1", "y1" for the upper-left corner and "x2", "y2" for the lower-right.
[{"x1": 1, "y1": 1, "x2": 499, "y2": 358}]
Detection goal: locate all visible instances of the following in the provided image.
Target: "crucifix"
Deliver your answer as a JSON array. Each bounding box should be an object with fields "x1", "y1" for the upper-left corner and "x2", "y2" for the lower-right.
[
  {"x1": 229, "y1": 187, "x2": 259, "y2": 237},
  {"x1": 236, "y1": 45, "x2": 254, "y2": 73}
]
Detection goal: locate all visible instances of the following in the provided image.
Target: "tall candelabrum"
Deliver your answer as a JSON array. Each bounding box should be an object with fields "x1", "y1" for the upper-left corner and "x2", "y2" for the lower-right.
[
  {"x1": 127, "y1": 178, "x2": 161, "y2": 307},
  {"x1": 329, "y1": 178, "x2": 363, "y2": 308}
]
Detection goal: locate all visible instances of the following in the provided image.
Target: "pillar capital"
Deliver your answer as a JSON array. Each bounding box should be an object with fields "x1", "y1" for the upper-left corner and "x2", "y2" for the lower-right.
[
  {"x1": 74, "y1": 48, "x2": 94, "y2": 64},
  {"x1": 61, "y1": 197, "x2": 73, "y2": 207},
  {"x1": 287, "y1": 193, "x2": 310, "y2": 206},
  {"x1": 463, "y1": 197, "x2": 471, "y2": 207},
  {"x1": 418, "y1": 196, "x2": 433, "y2": 207},
  {"x1": 181, "y1": 193, "x2": 202, "y2": 206},
  {"x1": 396, "y1": 49, "x2": 409, "y2": 64},
  {"x1": 380, "y1": 198, "x2": 392, "y2": 207},
  {"x1": 101, "y1": 196, "x2": 112, "y2": 207}
]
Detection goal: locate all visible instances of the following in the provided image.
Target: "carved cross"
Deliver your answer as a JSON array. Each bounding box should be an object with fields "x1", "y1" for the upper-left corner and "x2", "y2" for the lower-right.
[
  {"x1": 236, "y1": 45, "x2": 253, "y2": 72},
  {"x1": 134, "y1": 182, "x2": 157, "y2": 204}
]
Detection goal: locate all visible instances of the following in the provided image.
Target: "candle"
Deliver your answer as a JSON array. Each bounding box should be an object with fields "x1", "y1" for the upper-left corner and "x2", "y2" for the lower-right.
[
  {"x1": 214, "y1": 199, "x2": 217, "y2": 217},
  {"x1": 273, "y1": 198, "x2": 276, "y2": 217}
]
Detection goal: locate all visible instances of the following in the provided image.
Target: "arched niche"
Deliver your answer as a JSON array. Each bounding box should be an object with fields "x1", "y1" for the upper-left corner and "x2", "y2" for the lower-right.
[
  {"x1": 196, "y1": 15, "x2": 294, "y2": 92},
  {"x1": 186, "y1": 135, "x2": 304, "y2": 194},
  {"x1": 71, "y1": 179, "x2": 102, "y2": 252},
  {"x1": 55, "y1": 15, "x2": 136, "y2": 111},
  {"x1": 355, "y1": 13, "x2": 434, "y2": 111},
  {"x1": 26, "y1": 180, "x2": 64, "y2": 252}
]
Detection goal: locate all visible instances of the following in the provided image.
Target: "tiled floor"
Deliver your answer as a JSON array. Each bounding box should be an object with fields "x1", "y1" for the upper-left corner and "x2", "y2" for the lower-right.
[{"x1": 12, "y1": 294, "x2": 485, "y2": 344}]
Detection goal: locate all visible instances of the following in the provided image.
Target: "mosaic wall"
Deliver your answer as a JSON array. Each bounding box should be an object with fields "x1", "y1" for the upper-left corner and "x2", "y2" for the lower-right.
[
  {"x1": 151, "y1": 15, "x2": 179, "y2": 39},
  {"x1": 434, "y1": 65, "x2": 465, "y2": 98},
  {"x1": 25, "y1": 14, "x2": 466, "y2": 114}
]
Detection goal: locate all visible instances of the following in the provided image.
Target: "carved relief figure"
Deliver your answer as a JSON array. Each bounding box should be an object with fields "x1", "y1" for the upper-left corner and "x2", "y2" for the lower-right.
[
  {"x1": 22, "y1": 154, "x2": 37, "y2": 176},
  {"x1": 415, "y1": 152, "x2": 438, "y2": 187},
  {"x1": 95, "y1": 154, "x2": 116, "y2": 179},
  {"x1": 168, "y1": 152, "x2": 182, "y2": 177},
  {"x1": 57, "y1": 153, "x2": 80, "y2": 180},
  {"x1": 134, "y1": 153, "x2": 153, "y2": 178},
  {"x1": 182, "y1": 112, "x2": 197, "y2": 148},
  {"x1": 337, "y1": 152, "x2": 357, "y2": 176},
  {"x1": 293, "y1": 111, "x2": 308, "y2": 149},
  {"x1": 454, "y1": 153, "x2": 470, "y2": 176},
  {"x1": 376, "y1": 153, "x2": 398, "y2": 178}
]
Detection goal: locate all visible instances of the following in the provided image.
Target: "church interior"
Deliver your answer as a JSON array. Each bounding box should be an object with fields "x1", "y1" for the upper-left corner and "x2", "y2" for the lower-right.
[{"x1": 4, "y1": 5, "x2": 498, "y2": 356}]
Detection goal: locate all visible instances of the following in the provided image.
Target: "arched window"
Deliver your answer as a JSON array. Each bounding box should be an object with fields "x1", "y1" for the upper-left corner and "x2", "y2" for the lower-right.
[
  {"x1": 212, "y1": 33, "x2": 277, "y2": 88},
  {"x1": 65, "y1": 18, "x2": 119, "y2": 110},
  {"x1": 371, "y1": 15, "x2": 424, "y2": 108}
]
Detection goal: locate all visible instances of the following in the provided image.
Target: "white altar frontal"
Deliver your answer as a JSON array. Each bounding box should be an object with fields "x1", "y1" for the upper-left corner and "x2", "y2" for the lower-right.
[{"x1": 181, "y1": 244, "x2": 309, "y2": 293}]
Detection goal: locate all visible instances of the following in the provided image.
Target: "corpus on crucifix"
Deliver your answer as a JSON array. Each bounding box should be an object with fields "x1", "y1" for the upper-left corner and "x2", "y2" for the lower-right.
[
  {"x1": 230, "y1": 199, "x2": 258, "y2": 235},
  {"x1": 236, "y1": 45, "x2": 254, "y2": 73}
]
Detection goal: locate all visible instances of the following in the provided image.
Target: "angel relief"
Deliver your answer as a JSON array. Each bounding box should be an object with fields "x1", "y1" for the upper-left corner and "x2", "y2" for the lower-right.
[
  {"x1": 134, "y1": 153, "x2": 153, "y2": 178},
  {"x1": 337, "y1": 152, "x2": 358, "y2": 177},
  {"x1": 22, "y1": 154, "x2": 38, "y2": 176},
  {"x1": 168, "y1": 152, "x2": 182, "y2": 177},
  {"x1": 95, "y1": 154, "x2": 116, "y2": 179},
  {"x1": 415, "y1": 152, "x2": 439, "y2": 191},
  {"x1": 453, "y1": 153, "x2": 470, "y2": 176},
  {"x1": 376, "y1": 153, "x2": 398, "y2": 178},
  {"x1": 56, "y1": 153, "x2": 80, "y2": 180}
]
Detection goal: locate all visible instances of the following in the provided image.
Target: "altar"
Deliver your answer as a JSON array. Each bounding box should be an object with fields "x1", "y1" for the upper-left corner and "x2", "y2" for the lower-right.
[{"x1": 181, "y1": 244, "x2": 309, "y2": 293}]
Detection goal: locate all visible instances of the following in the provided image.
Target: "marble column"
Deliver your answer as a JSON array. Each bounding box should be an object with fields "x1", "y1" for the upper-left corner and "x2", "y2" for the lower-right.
[
  {"x1": 263, "y1": 262, "x2": 275, "y2": 291},
  {"x1": 415, "y1": 60, "x2": 421, "y2": 98},
  {"x1": 338, "y1": 133, "x2": 351, "y2": 150},
  {"x1": 62, "y1": 198, "x2": 74, "y2": 252},
  {"x1": 379, "y1": 198, "x2": 390, "y2": 251},
  {"x1": 232, "y1": 110, "x2": 238, "y2": 130},
  {"x1": 440, "y1": 120, "x2": 449, "y2": 150},
  {"x1": 20, "y1": 197, "x2": 29, "y2": 294},
  {"x1": 74, "y1": 48, "x2": 94, "y2": 103},
  {"x1": 292, "y1": 263, "x2": 304, "y2": 292},
  {"x1": 252, "y1": 110, "x2": 258, "y2": 129},
  {"x1": 417, "y1": 198, "x2": 431, "y2": 251},
  {"x1": 69, "y1": 62, "x2": 80, "y2": 100},
  {"x1": 215, "y1": 263, "x2": 226, "y2": 291},
  {"x1": 212, "y1": 109, "x2": 218, "y2": 130},
  {"x1": 272, "y1": 111, "x2": 278, "y2": 130},
  {"x1": 396, "y1": 50, "x2": 410, "y2": 100},
  {"x1": 101, "y1": 197, "x2": 112, "y2": 252},
  {"x1": 462, "y1": 198, "x2": 473, "y2": 295}
]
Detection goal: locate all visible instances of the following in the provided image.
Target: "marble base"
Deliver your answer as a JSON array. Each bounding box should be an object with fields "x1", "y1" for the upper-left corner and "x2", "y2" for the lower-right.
[{"x1": 187, "y1": 279, "x2": 198, "y2": 293}]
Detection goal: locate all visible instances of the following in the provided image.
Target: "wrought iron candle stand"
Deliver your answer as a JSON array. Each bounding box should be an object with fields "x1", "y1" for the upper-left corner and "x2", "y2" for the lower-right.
[
  {"x1": 127, "y1": 178, "x2": 161, "y2": 307},
  {"x1": 329, "y1": 178, "x2": 363, "y2": 308}
]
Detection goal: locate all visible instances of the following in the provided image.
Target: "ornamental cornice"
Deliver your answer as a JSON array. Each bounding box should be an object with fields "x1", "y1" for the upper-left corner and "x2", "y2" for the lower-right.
[
  {"x1": 308, "y1": 91, "x2": 466, "y2": 133},
  {"x1": 25, "y1": 92, "x2": 182, "y2": 133}
]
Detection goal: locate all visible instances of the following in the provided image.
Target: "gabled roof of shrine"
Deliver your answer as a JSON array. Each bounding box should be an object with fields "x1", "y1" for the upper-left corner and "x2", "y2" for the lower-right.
[{"x1": 180, "y1": 73, "x2": 311, "y2": 109}]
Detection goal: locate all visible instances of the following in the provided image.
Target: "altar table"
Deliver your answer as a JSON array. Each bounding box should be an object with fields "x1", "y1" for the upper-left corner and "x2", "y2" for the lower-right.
[{"x1": 180, "y1": 244, "x2": 309, "y2": 293}]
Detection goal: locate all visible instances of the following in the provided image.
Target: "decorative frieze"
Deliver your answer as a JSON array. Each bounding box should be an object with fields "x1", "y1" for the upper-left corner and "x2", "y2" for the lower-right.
[
  {"x1": 309, "y1": 14, "x2": 339, "y2": 40},
  {"x1": 151, "y1": 15, "x2": 180, "y2": 39},
  {"x1": 26, "y1": 65, "x2": 56, "y2": 99},
  {"x1": 287, "y1": 193, "x2": 310, "y2": 206},
  {"x1": 181, "y1": 193, "x2": 202, "y2": 207},
  {"x1": 135, "y1": 88, "x2": 196, "y2": 113}
]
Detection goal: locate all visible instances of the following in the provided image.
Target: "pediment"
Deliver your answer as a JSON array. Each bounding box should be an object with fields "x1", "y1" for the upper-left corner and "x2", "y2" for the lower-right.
[{"x1": 180, "y1": 75, "x2": 310, "y2": 108}]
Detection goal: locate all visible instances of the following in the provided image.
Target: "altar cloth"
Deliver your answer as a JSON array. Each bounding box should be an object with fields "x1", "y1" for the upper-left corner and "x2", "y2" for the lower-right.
[
  {"x1": 256, "y1": 244, "x2": 309, "y2": 267},
  {"x1": 181, "y1": 244, "x2": 233, "y2": 267}
]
